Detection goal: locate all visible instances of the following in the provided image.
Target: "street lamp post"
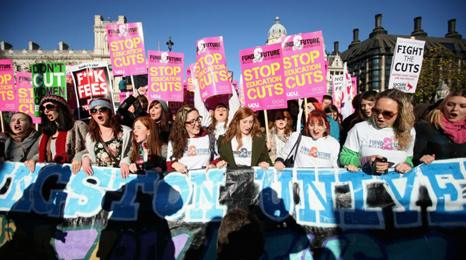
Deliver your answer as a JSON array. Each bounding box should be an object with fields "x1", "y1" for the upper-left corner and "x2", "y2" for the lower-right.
[{"x1": 166, "y1": 37, "x2": 174, "y2": 52}]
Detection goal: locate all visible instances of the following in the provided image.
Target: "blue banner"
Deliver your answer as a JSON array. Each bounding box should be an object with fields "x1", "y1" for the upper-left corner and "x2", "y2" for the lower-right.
[{"x1": 0, "y1": 158, "x2": 465, "y2": 258}]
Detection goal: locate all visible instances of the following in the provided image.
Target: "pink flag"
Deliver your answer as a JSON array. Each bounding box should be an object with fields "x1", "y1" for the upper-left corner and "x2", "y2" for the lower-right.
[
  {"x1": 147, "y1": 51, "x2": 184, "y2": 102},
  {"x1": 194, "y1": 36, "x2": 232, "y2": 101},
  {"x1": 282, "y1": 31, "x2": 327, "y2": 100},
  {"x1": 240, "y1": 43, "x2": 287, "y2": 111},
  {"x1": 351, "y1": 76, "x2": 358, "y2": 97},
  {"x1": 0, "y1": 59, "x2": 15, "y2": 111},
  {"x1": 106, "y1": 22, "x2": 147, "y2": 76},
  {"x1": 15, "y1": 72, "x2": 41, "y2": 123},
  {"x1": 186, "y1": 64, "x2": 195, "y2": 92}
]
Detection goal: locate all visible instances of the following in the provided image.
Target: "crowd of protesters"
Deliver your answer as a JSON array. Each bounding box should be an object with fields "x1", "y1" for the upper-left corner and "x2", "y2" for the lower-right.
[
  {"x1": 0, "y1": 84, "x2": 465, "y2": 177},
  {"x1": 0, "y1": 81, "x2": 464, "y2": 260}
]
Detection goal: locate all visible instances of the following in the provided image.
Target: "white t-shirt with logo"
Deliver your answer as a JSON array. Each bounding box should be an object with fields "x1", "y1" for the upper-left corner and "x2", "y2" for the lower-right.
[
  {"x1": 344, "y1": 121, "x2": 416, "y2": 165},
  {"x1": 280, "y1": 132, "x2": 340, "y2": 168},
  {"x1": 167, "y1": 135, "x2": 211, "y2": 170},
  {"x1": 231, "y1": 135, "x2": 253, "y2": 166}
]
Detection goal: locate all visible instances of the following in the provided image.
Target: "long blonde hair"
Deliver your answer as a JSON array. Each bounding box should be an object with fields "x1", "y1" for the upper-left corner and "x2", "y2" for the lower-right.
[
  {"x1": 428, "y1": 89, "x2": 466, "y2": 129},
  {"x1": 371, "y1": 89, "x2": 414, "y2": 150}
]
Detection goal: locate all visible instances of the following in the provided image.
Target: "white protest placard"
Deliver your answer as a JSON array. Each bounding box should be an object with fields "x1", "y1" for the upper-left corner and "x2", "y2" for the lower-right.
[{"x1": 388, "y1": 37, "x2": 425, "y2": 93}]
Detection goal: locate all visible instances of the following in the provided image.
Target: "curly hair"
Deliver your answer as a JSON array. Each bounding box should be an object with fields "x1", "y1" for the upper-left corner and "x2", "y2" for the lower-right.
[
  {"x1": 130, "y1": 116, "x2": 162, "y2": 162},
  {"x1": 371, "y1": 89, "x2": 414, "y2": 150},
  {"x1": 169, "y1": 105, "x2": 199, "y2": 160},
  {"x1": 40, "y1": 100, "x2": 75, "y2": 136},
  {"x1": 221, "y1": 107, "x2": 262, "y2": 150},
  {"x1": 428, "y1": 88, "x2": 466, "y2": 129}
]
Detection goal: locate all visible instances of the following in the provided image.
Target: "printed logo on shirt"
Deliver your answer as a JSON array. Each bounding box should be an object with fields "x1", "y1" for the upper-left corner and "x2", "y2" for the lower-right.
[
  {"x1": 368, "y1": 137, "x2": 398, "y2": 150},
  {"x1": 186, "y1": 145, "x2": 210, "y2": 156},
  {"x1": 233, "y1": 147, "x2": 252, "y2": 158},
  {"x1": 299, "y1": 146, "x2": 331, "y2": 160}
]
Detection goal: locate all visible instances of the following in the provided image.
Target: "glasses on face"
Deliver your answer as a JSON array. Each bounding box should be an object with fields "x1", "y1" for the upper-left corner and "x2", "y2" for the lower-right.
[
  {"x1": 40, "y1": 104, "x2": 58, "y2": 112},
  {"x1": 90, "y1": 107, "x2": 110, "y2": 114},
  {"x1": 372, "y1": 108, "x2": 397, "y2": 120},
  {"x1": 185, "y1": 116, "x2": 202, "y2": 126}
]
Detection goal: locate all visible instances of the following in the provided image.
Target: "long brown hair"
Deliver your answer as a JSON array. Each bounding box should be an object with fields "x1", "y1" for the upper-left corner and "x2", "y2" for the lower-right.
[
  {"x1": 221, "y1": 107, "x2": 262, "y2": 151},
  {"x1": 169, "y1": 105, "x2": 200, "y2": 160},
  {"x1": 208, "y1": 105, "x2": 229, "y2": 133},
  {"x1": 269, "y1": 109, "x2": 293, "y2": 136},
  {"x1": 148, "y1": 100, "x2": 171, "y2": 133},
  {"x1": 88, "y1": 105, "x2": 122, "y2": 142},
  {"x1": 130, "y1": 116, "x2": 162, "y2": 162}
]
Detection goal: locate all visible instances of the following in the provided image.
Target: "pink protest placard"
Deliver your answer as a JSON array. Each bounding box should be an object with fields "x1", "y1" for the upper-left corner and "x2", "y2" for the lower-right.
[
  {"x1": 351, "y1": 76, "x2": 358, "y2": 96},
  {"x1": 194, "y1": 36, "x2": 232, "y2": 102},
  {"x1": 147, "y1": 51, "x2": 184, "y2": 102},
  {"x1": 106, "y1": 22, "x2": 147, "y2": 76},
  {"x1": 332, "y1": 74, "x2": 345, "y2": 112},
  {"x1": 15, "y1": 72, "x2": 41, "y2": 123},
  {"x1": 282, "y1": 31, "x2": 327, "y2": 100},
  {"x1": 0, "y1": 59, "x2": 16, "y2": 111},
  {"x1": 340, "y1": 73, "x2": 357, "y2": 119},
  {"x1": 186, "y1": 64, "x2": 195, "y2": 92},
  {"x1": 240, "y1": 43, "x2": 287, "y2": 111}
]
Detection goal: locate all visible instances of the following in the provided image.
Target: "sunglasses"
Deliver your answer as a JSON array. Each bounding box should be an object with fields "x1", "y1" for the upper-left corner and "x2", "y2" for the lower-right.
[
  {"x1": 90, "y1": 107, "x2": 110, "y2": 114},
  {"x1": 372, "y1": 108, "x2": 397, "y2": 120},
  {"x1": 40, "y1": 104, "x2": 58, "y2": 112},
  {"x1": 185, "y1": 116, "x2": 202, "y2": 126}
]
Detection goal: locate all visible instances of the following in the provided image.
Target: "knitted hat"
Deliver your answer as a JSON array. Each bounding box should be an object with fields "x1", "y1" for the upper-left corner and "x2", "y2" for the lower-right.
[
  {"x1": 155, "y1": 99, "x2": 169, "y2": 113},
  {"x1": 40, "y1": 95, "x2": 67, "y2": 107},
  {"x1": 89, "y1": 98, "x2": 113, "y2": 111}
]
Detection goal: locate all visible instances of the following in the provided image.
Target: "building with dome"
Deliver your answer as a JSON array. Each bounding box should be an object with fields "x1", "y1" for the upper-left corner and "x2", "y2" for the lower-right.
[{"x1": 267, "y1": 17, "x2": 287, "y2": 45}]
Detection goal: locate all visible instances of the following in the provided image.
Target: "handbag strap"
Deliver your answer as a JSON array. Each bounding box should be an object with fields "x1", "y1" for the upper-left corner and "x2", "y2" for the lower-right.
[{"x1": 285, "y1": 133, "x2": 302, "y2": 161}]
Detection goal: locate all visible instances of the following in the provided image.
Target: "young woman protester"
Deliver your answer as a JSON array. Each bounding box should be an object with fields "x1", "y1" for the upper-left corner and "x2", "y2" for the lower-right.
[
  {"x1": 2, "y1": 112, "x2": 41, "y2": 162},
  {"x1": 194, "y1": 78, "x2": 241, "y2": 140},
  {"x1": 129, "y1": 116, "x2": 167, "y2": 176},
  {"x1": 340, "y1": 89, "x2": 415, "y2": 174},
  {"x1": 148, "y1": 99, "x2": 171, "y2": 146},
  {"x1": 166, "y1": 105, "x2": 218, "y2": 173},
  {"x1": 274, "y1": 110, "x2": 340, "y2": 170},
  {"x1": 78, "y1": 98, "x2": 132, "y2": 177},
  {"x1": 267, "y1": 109, "x2": 293, "y2": 162},
  {"x1": 217, "y1": 107, "x2": 272, "y2": 168},
  {"x1": 340, "y1": 90, "x2": 377, "y2": 146},
  {"x1": 413, "y1": 89, "x2": 466, "y2": 165},
  {"x1": 25, "y1": 95, "x2": 88, "y2": 173}
]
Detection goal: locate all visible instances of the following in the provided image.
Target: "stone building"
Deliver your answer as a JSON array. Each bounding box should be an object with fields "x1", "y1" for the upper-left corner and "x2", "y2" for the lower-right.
[
  {"x1": 267, "y1": 17, "x2": 287, "y2": 45},
  {"x1": 0, "y1": 15, "x2": 126, "y2": 72},
  {"x1": 341, "y1": 14, "x2": 465, "y2": 92}
]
